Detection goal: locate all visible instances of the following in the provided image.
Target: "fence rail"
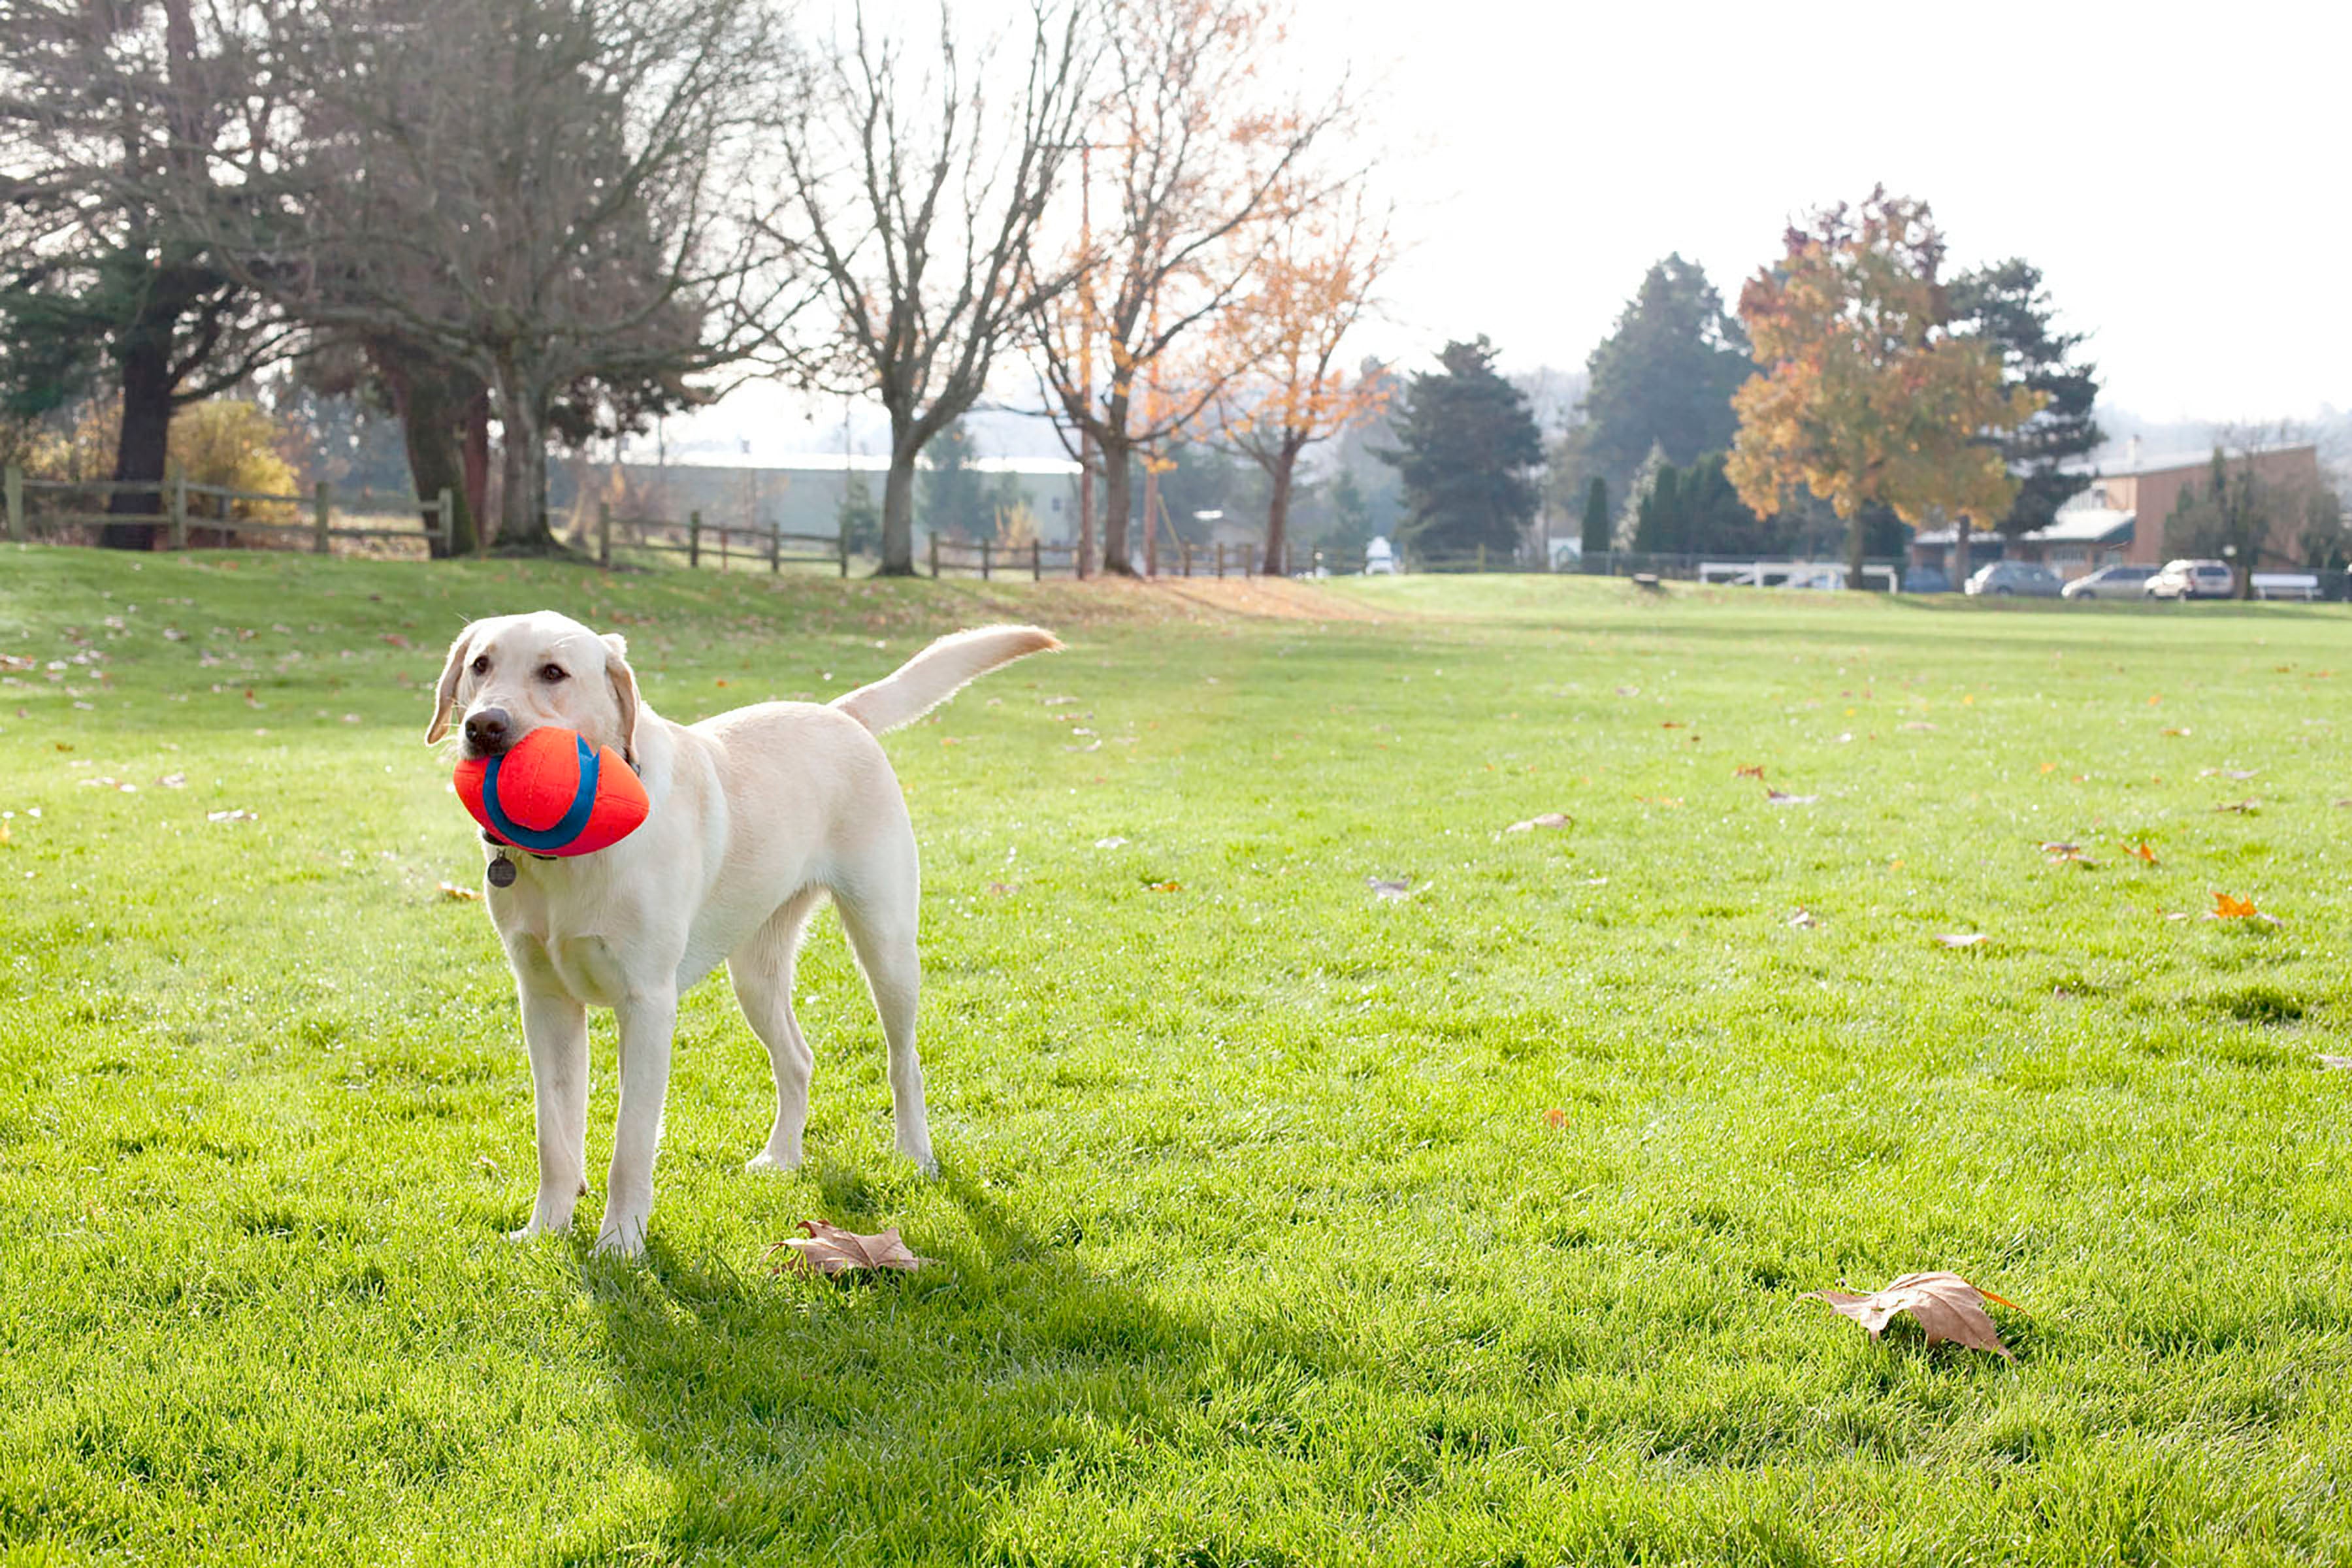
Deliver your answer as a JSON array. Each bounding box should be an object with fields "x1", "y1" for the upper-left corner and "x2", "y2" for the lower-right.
[{"x1": 4, "y1": 466, "x2": 454, "y2": 553}]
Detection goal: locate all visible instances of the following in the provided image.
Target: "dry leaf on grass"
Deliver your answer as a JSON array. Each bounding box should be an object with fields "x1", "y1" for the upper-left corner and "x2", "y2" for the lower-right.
[
  {"x1": 1936, "y1": 932, "x2": 1990, "y2": 948},
  {"x1": 1788, "y1": 908, "x2": 1821, "y2": 928},
  {"x1": 1898, "y1": 721, "x2": 1936, "y2": 733},
  {"x1": 1803, "y1": 1271, "x2": 2019, "y2": 1360},
  {"x1": 1504, "y1": 811, "x2": 1572, "y2": 833},
  {"x1": 2206, "y1": 892, "x2": 2278, "y2": 923},
  {"x1": 2161, "y1": 726, "x2": 2191, "y2": 736},
  {"x1": 1735, "y1": 764, "x2": 1767, "y2": 779},
  {"x1": 2040, "y1": 841, "x2": 2095, "y2": 866},
  {"x1": 1765, "y1": 788, "x2": 1819, "y2": 806},
  {"x1": 2317, "y1": 1056, "x2": 2351, "y2": 1071},
  {"x1": 1147, "y1": 879, "x2": 1182, "y2": 893},
  {"x1": 2198, "y1": 767, "x2": 2259, "y2": 780},
  {"x1": 1542, "y1": 1108, "x2": 1567, "y2": 1129},
  {"x1": 438, "y1": 881, "x2": 480, "y2": 902},
  {"x1": 2214, "y1": 799, "x2": 2259, "y2": 814},
  {"x1": 1367, "y1": 876, "x2": 1413, "y2": 901},
  {"x1": 2121, "y1": 839, "x2": 2159, "y2": 865},
  {"x1": 766, "y1": 1219, "x2": 930, "y2": 1277}
]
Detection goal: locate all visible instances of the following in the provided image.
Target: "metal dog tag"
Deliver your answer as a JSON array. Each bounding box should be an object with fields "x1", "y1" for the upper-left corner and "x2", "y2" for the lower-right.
[{"x1": 487, "y1": 857, "x2": 518, "y2": 889}]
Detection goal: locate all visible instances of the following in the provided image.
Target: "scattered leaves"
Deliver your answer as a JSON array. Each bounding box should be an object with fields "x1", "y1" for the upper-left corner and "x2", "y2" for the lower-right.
[
  {"x1": 1802, "y1": 1271, "x2": 2019, "y2": 1360},
  {"x1": 438, "y1": 881, "x2": 481, "y2": 901},
  {"x1": 1734, "y1": 764, "x2": 1766, "y2": 779},
  {"x1": 766, "y1": 1219, "x2": 930, "y2": 1277},
  {"x1": 1503, "y1": 811, "x2": 1571, "y2": 833},
  {"x1": 2121, "y1": 839, "x2": 2159, "y2": 866}
]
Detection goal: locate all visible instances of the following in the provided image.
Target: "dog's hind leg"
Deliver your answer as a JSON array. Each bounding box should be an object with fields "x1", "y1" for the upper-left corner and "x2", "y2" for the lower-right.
[
  {"x1": 834, "y1": 855, "x2": 935, "y2": 1175},
  {"x1": 729, "y1": 887, "x2": 825, "y2": 1173}
]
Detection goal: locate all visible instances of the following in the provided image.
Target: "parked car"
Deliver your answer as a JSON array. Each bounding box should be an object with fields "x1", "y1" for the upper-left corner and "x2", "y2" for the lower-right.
[
  {"x1": 1362, "y1": 536, "x2": 1399, "y2": 575},
  {"x1": 2061, "y1": 563, "x2": 2159, "y2": 600},
  {"x1": 1965, "y1": 561, "x2": 2064, "y2": 597},
  {"x1": 1903, "y1": 564, "x2": 1952, "y2": 594},
  {"x1": 2144, "y1": 559, "x2": 2235, "y2": 600}
]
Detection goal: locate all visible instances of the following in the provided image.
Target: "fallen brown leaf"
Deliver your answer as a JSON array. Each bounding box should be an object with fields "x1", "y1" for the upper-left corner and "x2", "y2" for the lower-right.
[
  {"x1": 1367, "y1": 876, "x2": 1413, "y2": 901},
  {"x1": 1936, "y1": 932, "x2": 1990, "y2": 948},
  {"x1": 1734, "y1": 764, "x2": 1766, "y2": 779},
  {"x1": 1765, "y1": 787, "x2": 1819, "y2": 806},
  {"x1": 1504, "y1": 811, "x2": 1572, "y2": 833},
  {"x1": 767, "y1": 1219, "x2": 930, "y2": 1277},
  {"x1": 438, "y1": 881, "x2": 481, "y2": 901},
  {"x1": 2040, "y1": 841, "x2": 2095, "y2": 866},
  {"x1": 2161, "y1": 726, "x2": 2191, "y2": 736},
  {"x1": 1147, "y1": 879, "x2": 1182, "y2": 892},
  {"x1": 1802, "y1": 1271, "x2": 2018, "y2": 1360},
  {"x1": 2121, "y1": 839, "x2": 2159, "y2": 865},
  {"x1": 2214, "y1": 800, "x2": 2259, "y2": 814},
  {"x1": 1542, "y1": 1108, "x2": 1567, "y2": 1130},
  {"x1": 1788, "y1": 908, "x2": 1821, "y2": 928}
]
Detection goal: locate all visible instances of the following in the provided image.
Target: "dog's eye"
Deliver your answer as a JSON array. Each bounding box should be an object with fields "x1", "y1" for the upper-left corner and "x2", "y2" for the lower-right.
[
  {"x1": 470, "y1": 655, "x2": 489, "y2": 675},
  {"x1": 540, "y1": 664, "x2": 567, "y2": 683}
]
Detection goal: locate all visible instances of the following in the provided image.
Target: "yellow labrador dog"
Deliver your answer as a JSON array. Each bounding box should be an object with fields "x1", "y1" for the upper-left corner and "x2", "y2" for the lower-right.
[{"x1": 425, "y1": 612, "x2": 1058, "y2": 1256}]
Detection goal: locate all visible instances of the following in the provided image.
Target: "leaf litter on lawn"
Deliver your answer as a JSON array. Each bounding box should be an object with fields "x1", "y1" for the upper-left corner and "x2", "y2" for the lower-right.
[{"x1": 1803, "y1": 1271, "x2": 2021, "y2": 1360}]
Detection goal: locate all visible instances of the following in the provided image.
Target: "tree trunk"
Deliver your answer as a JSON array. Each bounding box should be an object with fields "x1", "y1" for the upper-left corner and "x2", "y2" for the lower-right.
[
  {"x1": 879, "y1": 435, "x2": 919, "y2": 576},
  {"x1": 461, "y1": 389, "x2": 491, "y2": 536},
  {"x1": 102, "y1": 329, "x2": 175, "y2": 550},
  {"x1": 1952, "y1": 516, "x2": 1972, "y2": 587},
  {"x1": 1100, "y1": 441, "x2": 1136, "y2": 576},
  {"x1": 491, "y1": 363, "x2": 556, "y2": 551},
  {"x1": 382, "y1": 350, "x2": 478, "y2": 558},
  {"x1": 1844, "y1": 508, "x2": 1867, "y2": 589},
  {"x1": 1262, "y1": 454, "x2": 1296, "y2": 576}
]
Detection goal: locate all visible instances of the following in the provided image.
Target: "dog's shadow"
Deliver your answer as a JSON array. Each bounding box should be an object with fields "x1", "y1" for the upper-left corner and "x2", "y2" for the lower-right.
[{"x1": 580, "y1": 1164, "x2": 1355, "y2": 1561}]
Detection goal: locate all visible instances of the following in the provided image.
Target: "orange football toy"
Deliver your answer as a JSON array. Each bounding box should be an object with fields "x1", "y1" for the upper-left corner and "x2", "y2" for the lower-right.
[{"x1": 453, "y1": 726, "x2": 648, "y2": 856}]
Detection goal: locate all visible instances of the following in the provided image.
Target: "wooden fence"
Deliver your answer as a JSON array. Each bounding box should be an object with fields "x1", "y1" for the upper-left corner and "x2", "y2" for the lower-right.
[
  {"x1": 3, "y1": 467, "x2": 455, "y2": 552},
  {"x1": 594, "y1": 504, "x2": 850, "y2": 575}
]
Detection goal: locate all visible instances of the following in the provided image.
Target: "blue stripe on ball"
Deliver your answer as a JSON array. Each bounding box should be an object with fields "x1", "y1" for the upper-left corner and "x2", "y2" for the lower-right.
[{"x1": 482, "y1": 734, "x2": 602, "y2": 853}]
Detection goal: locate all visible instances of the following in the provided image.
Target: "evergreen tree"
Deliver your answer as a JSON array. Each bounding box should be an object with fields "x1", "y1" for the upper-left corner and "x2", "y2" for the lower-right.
[
  {"x1": 921, "y1": 418, "x2": 992, "y2": 540},
  {"x1": 1634, "y1": 464, "x2": 1684, "y2": 553},
  {"x1": 1580, "y1": 476, "x2": 1609, "y2": 557},
  {"x1": 1378, "y1": 337, "x2": 1544, "y2": 559},
  {"x1": 838, "y1": 470, "x2": 882, "y2": 557},
  {"x1": 1571, "y1": 255, "x2": 1754, "y2": 500},
  {"x1": 1948, "y1": 259, "x2": 2102, "y2": 536}
]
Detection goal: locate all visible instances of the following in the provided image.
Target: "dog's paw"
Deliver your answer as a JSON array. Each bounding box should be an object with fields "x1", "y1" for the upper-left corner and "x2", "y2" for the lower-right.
[
  {"x1": 506, "y1": 1218, "x2": 567, "y2": 1243},
  {"x1": 743, "y1": 1147, "x2": 802, "y2": 1175},
  {"x1": 591, "y1": 1219, "x2": 647, "y2": 1260}
]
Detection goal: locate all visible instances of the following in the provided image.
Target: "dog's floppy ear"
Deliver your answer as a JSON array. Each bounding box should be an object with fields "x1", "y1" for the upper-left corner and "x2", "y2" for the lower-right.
[
  {"x1": 423, "y1": 625, "x2": 474, "y2": 744},
  {"x1": 603, "y1": 632, "x2": 640, "y2": 766}
]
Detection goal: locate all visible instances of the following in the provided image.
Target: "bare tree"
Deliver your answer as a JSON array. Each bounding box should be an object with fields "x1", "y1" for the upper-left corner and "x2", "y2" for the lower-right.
[
  {"x1": 0, "y1": 0, "x2": 298, "y2": 549},
  {"x1": 771, "y1": 1, "x2": 1095, "y2": 576},
  {"x1": 1208, "y1": 185, "x2": 1392, "y2": 574},
  {"x1": 188, "y1": 0, "x2": 791, "y2": 550},
  {"x1": 1028, "y1": 0, "x2": 1342, "y2": 576}
]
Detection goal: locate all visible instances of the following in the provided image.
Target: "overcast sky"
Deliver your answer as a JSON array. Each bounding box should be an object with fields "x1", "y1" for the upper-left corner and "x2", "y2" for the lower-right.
[{"x1": 670, "y1": 0, "x2": 2349, "y2": 457}]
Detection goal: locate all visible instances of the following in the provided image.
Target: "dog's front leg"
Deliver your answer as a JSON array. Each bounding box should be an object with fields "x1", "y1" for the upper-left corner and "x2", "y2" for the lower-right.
[
  {"x1": 596, "y1": 986, "x2": 678, "y2": 1258},
  {"x1": 513, "y1": 985, "x2": 589, "y2": 1241}
]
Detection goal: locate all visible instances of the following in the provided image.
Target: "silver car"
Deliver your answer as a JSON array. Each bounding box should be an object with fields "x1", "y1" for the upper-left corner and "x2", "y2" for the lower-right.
[
  {"x1": 1965, "y1": 560, "x2": 2065, "y2": 597},
  {"x1": 2061, "y1": 563, "x2": 2157, "y2": 600}
]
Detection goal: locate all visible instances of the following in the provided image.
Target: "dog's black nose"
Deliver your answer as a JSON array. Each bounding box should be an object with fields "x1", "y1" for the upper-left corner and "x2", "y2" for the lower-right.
[{"x1": 464, "y1": 707, "x2": 512, "y2": 754}]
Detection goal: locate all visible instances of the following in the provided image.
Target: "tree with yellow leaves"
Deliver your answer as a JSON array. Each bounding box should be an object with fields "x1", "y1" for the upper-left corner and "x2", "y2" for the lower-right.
[
  {"x1": 1726, "y1": 189, "x2": 2043, "y2": 587},
  {"x1": 1209, "y1": 188, "x2": 1392, "y2": 573}
]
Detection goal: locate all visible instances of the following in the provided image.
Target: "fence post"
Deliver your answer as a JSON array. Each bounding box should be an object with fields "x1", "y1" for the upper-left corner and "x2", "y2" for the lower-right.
[
  {"x1": 1032, "y1": 539, "x2": 1042, "y2": 581},
  {"x1": 169, "y1": 472, "x2": 188, "y2": 551},
  {"x1": 3, "y1": 465, "x2": 21, "y2": 543},
  {"x1": 981, "y1": 538, "x2": 993, "y2": 580},
  {"x1": 1282, "y1": 539, "x2": 1291, "y2": 578},
  {"x1": 1215, "y1": 542, "x2": 1225, "y2": 578},
  {"x1": 929, "y1": 532, "x2": 940, "y2": 578},
  {"x1": 770, "y1": 519, "x2": 781, "y2": 574},
  {"x1": 719, "y1": 518, "x2": 729, "y2": 573},
  {"x1": 689, "y1": 511, "x2": 701, "y2": 568},
  {"x1": 598, "y1": 503, "x2": 612, "y2": 568},
  {"x1": 838, "y1": 512, "x2": 849, "y2": 578},
  {"x1": 313, "y1": 481, "x2": 331, "y2": 554},
  {"x1": 438, "y1": 488, "x2": 455, "y2": 555},
  {"x1": 1180, "y1": 540, "x2": 1190, "y2": 578}
]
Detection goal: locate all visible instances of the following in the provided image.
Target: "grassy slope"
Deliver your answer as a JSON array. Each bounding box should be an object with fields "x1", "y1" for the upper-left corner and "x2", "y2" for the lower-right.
[{"x1": 1, "y1": 547, "x2": 2349, "y2": 1565}]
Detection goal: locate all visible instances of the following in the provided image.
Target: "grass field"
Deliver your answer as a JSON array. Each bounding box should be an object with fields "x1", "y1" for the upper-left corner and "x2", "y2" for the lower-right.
[{"x1": 3, "y1": 546, "x2": 2351, "y2": 1565}]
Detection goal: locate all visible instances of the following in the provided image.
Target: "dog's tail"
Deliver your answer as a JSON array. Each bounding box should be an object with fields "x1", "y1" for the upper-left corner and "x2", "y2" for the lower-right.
[{"x1": 832, "y1": 624, "x2": 1062, "y2": 735}]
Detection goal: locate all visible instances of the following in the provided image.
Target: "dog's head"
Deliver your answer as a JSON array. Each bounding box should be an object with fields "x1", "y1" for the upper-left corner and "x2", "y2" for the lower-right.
[{"x1": 423, "y1": 611, "x2": 640, "y2": 766}]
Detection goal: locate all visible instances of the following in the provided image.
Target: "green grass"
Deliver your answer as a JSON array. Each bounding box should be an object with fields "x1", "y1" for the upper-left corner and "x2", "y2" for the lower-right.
[{"x1": 3, "y1": 547, "x2": 2351, "y2": 1565}]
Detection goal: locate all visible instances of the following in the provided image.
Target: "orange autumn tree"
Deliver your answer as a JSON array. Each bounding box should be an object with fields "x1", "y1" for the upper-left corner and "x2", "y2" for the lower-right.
[
  {"x1": 1209, "y1": 188, "x2": 1392, "y2": 573},
  {"x1": 1726, "y1": 189, "x2": 2043, "y2": 587}
]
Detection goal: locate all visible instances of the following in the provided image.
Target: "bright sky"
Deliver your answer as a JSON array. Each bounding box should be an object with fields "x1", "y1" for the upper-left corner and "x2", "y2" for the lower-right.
[
  {"x1": 1298, "y1": 0, "x2": 2352, "y2": 423},
  {"x1": 671, "y1": 0, "x2": 2349, "y2": 457}
]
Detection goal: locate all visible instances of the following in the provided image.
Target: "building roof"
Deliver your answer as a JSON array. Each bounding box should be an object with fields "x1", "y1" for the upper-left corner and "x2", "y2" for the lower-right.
[
  {"x1": 2022, "y1": 508, "x2": 2134, "y2": 545},
  {"x1": 2098, "y1": 442, "x2": 2316, "y2": 480}
]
